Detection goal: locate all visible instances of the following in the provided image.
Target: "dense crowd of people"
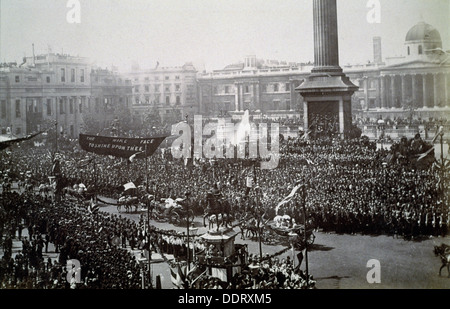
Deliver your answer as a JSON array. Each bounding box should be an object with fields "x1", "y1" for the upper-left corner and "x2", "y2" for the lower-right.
[
  {"x1": 0, "y1": 117, "x2": 448, "y2": 288},
  {"x1": 0, "y1": 191, "x2": 146, "y2": 289}
]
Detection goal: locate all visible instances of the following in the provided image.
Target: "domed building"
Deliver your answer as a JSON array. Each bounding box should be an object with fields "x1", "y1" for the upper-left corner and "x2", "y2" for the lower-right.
[
  {"x1": 366, "y1": 21, "x2": 450, "y2": 121},
  {"x1": 405, "y1": 22, "x2": 443, "y2": 59},
  {"x1": 197, "y1": 20, "x2": 449, "y2": 133}
]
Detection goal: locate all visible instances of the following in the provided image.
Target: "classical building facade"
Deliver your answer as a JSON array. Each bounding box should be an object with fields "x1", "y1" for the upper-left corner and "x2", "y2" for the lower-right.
[
  {"x1": 126, "y1": 63, "x2": 198, "y2": 124},
  {"x1": 0, "y1": 53, "x2": 133, "y2": 138},
  {"x1": 197, "y1": 22, "x2": 450, "y2": 124},
  {"x1": 90, "y1": 68, "x2": 133, "y2": 134}
]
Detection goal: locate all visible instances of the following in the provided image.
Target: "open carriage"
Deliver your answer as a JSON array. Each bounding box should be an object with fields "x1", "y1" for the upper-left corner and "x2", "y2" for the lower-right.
[
  {"x1": 151, "y1": 197, "x2": 195, "y2": 227},
  {"x1": 116, "y1": 182, "x2": 144, "y2": 213},
  {"x1": 263, "y1": 215, "x2": 315, "y2": 248}
]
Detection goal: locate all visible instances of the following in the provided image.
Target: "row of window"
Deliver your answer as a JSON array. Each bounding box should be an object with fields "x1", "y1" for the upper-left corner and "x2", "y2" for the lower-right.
[
  {"x1": 206, "y1": 79, "x2": 382, "y2": 96},
  {"x1": 13, "y1": 68, "x2": 86, "y2": 84},
  {"x1": 134, "y1": 75, "x2": 181, "y2": 82},
  {"x1": 1, "y1": 127, "x2": 22, "y2": 135},
  {"x1": 0, "y1": 97, "x2": 129, "y2": 119},
  {"x1": 211, "y1": 83, "x2": 293, "y2": 95},
  {"x1": 208, "y1": 99, "x2": 292, "y2": 111},
  {"x1": 135, "y1": 84, "x2": 182, "y2": 93},
  {"x1": 60, "y1": 68, "x2": 85, "y2": 83},
  {"x1": 135, "y1": 95, "x2": 182, "y2": 105}
]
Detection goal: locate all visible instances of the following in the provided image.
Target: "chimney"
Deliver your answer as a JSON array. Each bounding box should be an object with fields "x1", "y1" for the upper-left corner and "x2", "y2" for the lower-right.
[
  {"x1": 32, "y1": 43, "x2": 36, "y2": 67},
  {"x1": 373, "y1": 37, "x2": 382, "y2": 64}
]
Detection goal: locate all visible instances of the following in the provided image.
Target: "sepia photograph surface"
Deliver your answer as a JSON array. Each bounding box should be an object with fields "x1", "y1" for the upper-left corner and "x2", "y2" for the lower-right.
[{"x1": 0, "y1": 0, "x2": 449, "y2": 295}]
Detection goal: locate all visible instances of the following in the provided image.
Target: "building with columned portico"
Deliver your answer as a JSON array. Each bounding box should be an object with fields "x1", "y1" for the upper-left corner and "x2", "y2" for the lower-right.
[{"x1": 197, "y1": 21, "x2": 450, "y2": 124}]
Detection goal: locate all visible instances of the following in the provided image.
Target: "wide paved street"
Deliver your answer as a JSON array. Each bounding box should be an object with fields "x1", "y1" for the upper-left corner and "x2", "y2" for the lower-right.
[
  {"x1": 2, "y1": 198, "x2": 448, "y2": 289},
  {"x1": 100, "y1": 203, "x2": 450, "y2": 289}
]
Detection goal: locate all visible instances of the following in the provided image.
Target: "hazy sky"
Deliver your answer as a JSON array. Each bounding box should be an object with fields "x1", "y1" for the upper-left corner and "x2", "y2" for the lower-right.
[{"x1": 1, "y1": 0, "x2": 449, "y2": 72}]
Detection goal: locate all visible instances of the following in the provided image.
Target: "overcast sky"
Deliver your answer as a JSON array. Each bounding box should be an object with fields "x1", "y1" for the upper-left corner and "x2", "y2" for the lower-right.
[{"x1": 1, "y1": 0, "x2": 449, "y2": 72}]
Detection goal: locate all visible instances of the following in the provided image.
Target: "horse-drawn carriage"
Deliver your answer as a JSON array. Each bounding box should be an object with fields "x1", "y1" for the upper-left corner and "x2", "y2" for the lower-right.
[
  {"x1": 117, "y1": 195, "x2": 141, "y2": 213},
  {"x1": 262, "y1": 215, "x2": 315, "y2": 248},
  {"x1": 151, "y1": 197, "x2": 195, "y2": 227},
  {"x1": 117, "y1": 183, "x2": 148, "y2": 213},
  {"x1": 434, "y1": 243, "x2": 450, "y2": 277},
  {"x1": 63, "y1": 183, "x2": 90, "y2": 201}
]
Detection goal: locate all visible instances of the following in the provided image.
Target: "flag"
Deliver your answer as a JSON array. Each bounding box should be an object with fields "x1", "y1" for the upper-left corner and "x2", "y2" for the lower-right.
[
  {"x1": 88, "y1": 198, "x2": 99, "y2": 215},
  {"x1": 0, "y1": 130, "x2": 46, "y2": 150},
  {"x1": 170, "y1": 264, "x2": 186, "y2": 288},
  {"x1": 305, "y1": 158, "x2": 318, "y2": 165},
  {"x1": 239, "y1": 166, "x2": 251, "y2": 178},
  {"x1": 128, "y1": 151, "x2": 144, "y2": 163},
  {"x1": 189, "y1": 269, "x2": 208, "y2": 287},
  {"x1": 246, "y1": 176, "x2": 254, "y2": 188},
  {"x1": 431, "y1": 126, "x2": 444, "y2": 144},
  {"x1": 416, "y1": 146, "x2": 434, "y2": 161},
  {"x1": 275, "y1": 181, "x2": 303, "y2": 215},
  {"x1": 123, "y1": 182, "x2": 136, "y2": 191}
]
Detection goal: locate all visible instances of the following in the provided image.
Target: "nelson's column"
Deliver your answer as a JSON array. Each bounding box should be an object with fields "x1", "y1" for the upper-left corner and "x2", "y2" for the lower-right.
[{"x1": 297, "y1": 0, "x2": 359, "y2": 139}]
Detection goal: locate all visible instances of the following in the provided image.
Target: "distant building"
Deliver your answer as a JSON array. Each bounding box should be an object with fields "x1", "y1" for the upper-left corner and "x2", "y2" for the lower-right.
[
  {"x1": 197, "y1": 22, "x2": 450, "y2": 123},
  {"x1": 126, "y1": 62, "x2": 198, "y2": 124},
  {"x1": 90, "y1": 68, "x2": 133, "y2": 134},
  {"x1": 0, "y1": 52, "x2": 132, "y2": 138}
]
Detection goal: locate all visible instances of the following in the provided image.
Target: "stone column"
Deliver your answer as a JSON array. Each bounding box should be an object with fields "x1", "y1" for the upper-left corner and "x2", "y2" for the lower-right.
[
  {"x1": 311, "y1": 0, "x2": 342, "y2": 74},
  {"x1": 364, "y1": 78, "x2": 369, "y2": 110},
  {"x1": 390, "y1": 75, "x2": 396, "y2": 108},
  {"x1": 412, "y1": 74, "x2": 417, "y2": 109},
  {"x1": 445, "y1": 73, "x2": 449, "y2": 107},
  {"x1": 290, "y1": 80, "x2": 295, "y2": 111},
  {"x1": 239, "y1": 83, "x2": 244, "y2": 111},
  {"x1": 380, "y1": 76, "x2": 386, "y2": 108},
  {"x1": 433, "y1": 73, "x2": 439, "y2": 108},
  {"x1": 55, "y1": 97, "x2": 58, "y2": 118},
  {"x1": 422, "y1": 74, "x2": 428, "y2": 108},
  {"x1": 338, "y1": 98, "x2": 344, "y2": 135},
  {"x1": 235, "y1": 84, "x2": 239, "y2": 111},
  {"x1": 255, "y1": 82, "x2": 261, "y2": 111},
  {"x1": 401, "y1": 74, "x2": 407, "y2": 107},
  {"x1": 303, "y1": 102, "x2": 309, "y2": 131}
]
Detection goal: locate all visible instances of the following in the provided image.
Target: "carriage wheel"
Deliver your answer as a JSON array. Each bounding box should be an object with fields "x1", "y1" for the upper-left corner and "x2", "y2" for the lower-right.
[
  {"x1": 307, "y1": 232, "x2": 315, "y2": 246},
  {"x1": 188, "y1": 210, "x2": 195, "y2": 224},
  {"x1": 169, "y1": 212, "x2": 179, "y2": 225}
]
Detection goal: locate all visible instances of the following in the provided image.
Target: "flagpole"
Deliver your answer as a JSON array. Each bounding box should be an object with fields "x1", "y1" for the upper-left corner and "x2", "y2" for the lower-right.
[
  {"x1": 145, "y1": 142, "x2": 153, "y2": 289},
  {"x1": 253, "y1": 160, "x2": 263, "y2": 261},
  {"x1": 55, "y1": 120, "x2": 58, "y2": 155},
  {"x1": 301, "y1": 184, "x2": 309, "y2": 287},
  {"x1": 93, "y1": 156, "x2": 97, "y2": 203}
]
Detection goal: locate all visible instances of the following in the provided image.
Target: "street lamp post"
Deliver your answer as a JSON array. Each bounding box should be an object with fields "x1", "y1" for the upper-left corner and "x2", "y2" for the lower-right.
[
  {"x1": 300, "y1": 185, "x2": 309, "y2": 286},
  {"x1": 54, "y1": 120, "x2": 58, "y2": 154},
  {"x1": 184, "y1": 192, "x2": 192, "y2": 272},
  {"x1": 256, "y1": 187, "x2": 263, "y2": 261},
  {"x1": 189, "y1": 225, "x2": 198, "y2": 273},
  {"x1": 438, "y1": 129, "x2": 445, "y2": 215},
  {"x1": 439, "y1": 129, "x2": 444, "y2": 167}
]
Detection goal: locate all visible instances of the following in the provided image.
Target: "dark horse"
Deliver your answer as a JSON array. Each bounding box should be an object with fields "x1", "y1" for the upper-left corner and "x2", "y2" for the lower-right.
[
  {"x1": 434, "y1": 243, "x2": 450, "y2": 277},
  {"x1": 203, "y1": 190, "x2": 232, "y2": 231}
]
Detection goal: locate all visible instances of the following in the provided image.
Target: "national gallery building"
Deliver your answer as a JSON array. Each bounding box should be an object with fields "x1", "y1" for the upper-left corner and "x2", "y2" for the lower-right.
[{"x1": 197, "y1": 21, "x2": 450, "y2": 122}]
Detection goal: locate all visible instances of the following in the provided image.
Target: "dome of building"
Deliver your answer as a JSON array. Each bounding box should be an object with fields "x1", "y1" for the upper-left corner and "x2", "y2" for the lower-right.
[{"x1": 405, "y1": 22, "x2": 442, "y2": 43}]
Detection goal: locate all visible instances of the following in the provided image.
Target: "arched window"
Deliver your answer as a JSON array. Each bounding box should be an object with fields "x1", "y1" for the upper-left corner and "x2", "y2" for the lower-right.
[
  {"x1": 407, "y1": 46, "x2": 410, "y2": 55},
  {"x1": 418, "y1": 45, "x2": 423, "y2": 55}
]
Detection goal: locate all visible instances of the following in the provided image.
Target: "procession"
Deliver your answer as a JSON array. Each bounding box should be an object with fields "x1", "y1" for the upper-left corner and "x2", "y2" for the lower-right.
[
  {"x1": 0, "y1": 110, "x2": 449, "y2": 289},
  {"x1": 1, "y1": 0, "x2": 450, "y2": 293}
]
